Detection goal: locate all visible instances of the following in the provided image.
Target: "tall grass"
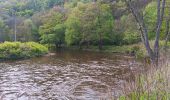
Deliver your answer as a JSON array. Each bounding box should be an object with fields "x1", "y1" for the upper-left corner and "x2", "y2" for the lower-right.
[{"x1": 119, "y1": 56, "x2": 170, "y2": 100}]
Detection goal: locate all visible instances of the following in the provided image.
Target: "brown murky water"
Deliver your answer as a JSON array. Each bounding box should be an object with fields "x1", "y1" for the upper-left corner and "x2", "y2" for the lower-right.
[{"x1": 0, "y1": 49, "x2": 144, "y2": 100}]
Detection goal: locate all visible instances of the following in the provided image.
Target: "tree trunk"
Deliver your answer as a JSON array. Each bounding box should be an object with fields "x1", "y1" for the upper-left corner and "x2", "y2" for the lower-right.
[
  {"x1": 33, "y1": 0, "x2": 37, "y2": 8},
  {"x1": 154, "y1": 0, "x2": 166, "y2": 65},
  {"x1": 86, "y1": 41, "x2": 89, "y2": 48},
  {"x1": 79, "y1": 41, "x2": 83, "y2": 50},
  {"x1": 98, "y1": 33, "x2": 102, "y2": 50},
  {"x1": 125, "y1": 0, "x2": 166, "y2": 66},
  {"x1": 55, "y1": 43, "x2": 58, "y2": 49},
  {"x1": 14, "y1": 15, "x2": 17, "y2": 42},
  {"x1": 125, "y1": 0, "x2": 154, "y2": 63}
]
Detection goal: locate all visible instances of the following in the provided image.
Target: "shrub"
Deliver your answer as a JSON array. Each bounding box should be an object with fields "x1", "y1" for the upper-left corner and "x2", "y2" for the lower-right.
[
  {"x1": 130, "y1": 45, "x2": 145, "y2": 59},
  {"x1": 0, "y1": 42, "x2": 48, "y2": 60},
  {"x1": 123, "y1": 32, "x2": 141, "y2": 45}
]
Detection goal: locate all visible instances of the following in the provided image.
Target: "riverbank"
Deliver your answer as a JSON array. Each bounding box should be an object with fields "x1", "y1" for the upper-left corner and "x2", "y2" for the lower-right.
[
  {"x1": 1, "y1": 41, "x2": 169, "y2": 60},
  {"x1": 61, "y1": 41, "x2": 170, "y2": 59},
  {"x1": 0, "y1": 42, "x2": 48, "y2": 60},
  {"x1": 65, "y1": 45, "x2": 144, "y2": 58},
  {"x1": 119, "y1": 59, "x2": 170, "y2": 100}
]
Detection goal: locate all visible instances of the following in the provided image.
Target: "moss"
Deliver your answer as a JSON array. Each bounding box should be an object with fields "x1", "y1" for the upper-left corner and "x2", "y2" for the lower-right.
[{"x1": 0, "y1": 42, "x2": 48, "y2": 60}]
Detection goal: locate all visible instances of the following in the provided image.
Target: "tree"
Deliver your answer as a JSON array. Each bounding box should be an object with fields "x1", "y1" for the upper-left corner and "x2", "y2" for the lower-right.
[
  {"x1": 94, "y1": 2, "x2": 114, "y2": 49},
  {"x1": 65, "y1": 2, "x2": 114, "y2": 49},
  {"x1": 39, "y1": 8, "x2": 66, "y2": 48},
  {"x1": 16, "y1": 19, "x2": 37, "y2": 41},
  {"x1": 65, "y1": 3, "x2": 82, "y2": 46},
  {"x1": 125, "y1": 0, "x2": 166, "y2": 65}
]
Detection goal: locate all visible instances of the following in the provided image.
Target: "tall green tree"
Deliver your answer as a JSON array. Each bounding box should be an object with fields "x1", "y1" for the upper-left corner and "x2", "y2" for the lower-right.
[
  {"x1": 39, "y1": 8, "x2": 66, "y2": 48},
  {"x1": 65, "y1": 2, "x2": 114, "y2": 49}
]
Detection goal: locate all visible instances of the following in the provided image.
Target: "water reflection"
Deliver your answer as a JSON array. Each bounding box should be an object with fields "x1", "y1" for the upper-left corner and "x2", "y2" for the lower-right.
[{"x1": 0, "y1": 49, "x2": 143, "y2": 100}]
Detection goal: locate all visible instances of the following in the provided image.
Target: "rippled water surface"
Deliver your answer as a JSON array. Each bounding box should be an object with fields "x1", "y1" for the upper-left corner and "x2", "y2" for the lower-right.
[{"x1": 0, "y1": 50, "x2": 144, "y2": 100}]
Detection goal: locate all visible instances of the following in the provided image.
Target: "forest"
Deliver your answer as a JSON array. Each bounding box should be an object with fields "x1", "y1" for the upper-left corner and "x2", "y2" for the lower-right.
[
  {"x1": 0, "y1": 0, "x2": 164, "y2": 47},
  {"x1": 0, "y1": 0, "x2": 170, "y2": 99}
]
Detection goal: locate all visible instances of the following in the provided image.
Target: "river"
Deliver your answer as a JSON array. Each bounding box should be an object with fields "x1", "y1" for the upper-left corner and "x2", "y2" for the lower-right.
[{"x1": 0, "y1": 49, "x2": 144, "y2": 100}]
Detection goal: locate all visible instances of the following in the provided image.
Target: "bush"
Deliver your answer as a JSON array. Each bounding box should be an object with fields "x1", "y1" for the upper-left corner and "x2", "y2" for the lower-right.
[
  {"x1": 130, "y1": 45, "x2": 144, "y2": 59},
  {"x1": 0, "y1": 42, "x2": 48, "y2": 60},
  {"x1": 123, "y1": 31, "x2": 141, "y2": 45}
]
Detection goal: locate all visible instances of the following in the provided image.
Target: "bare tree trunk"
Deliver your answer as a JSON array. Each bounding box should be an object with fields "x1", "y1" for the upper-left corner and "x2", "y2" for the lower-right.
[
  {"x1": 86, "y1": 41, "x2": 90, "y2": 48},
  {"x1": 98, "y1": 33, "x2": 103, "y2": 50},
  {"x1": 125, "y1": 0, "x2": 154, "y2": 62},
  {"x1": 14, "y1": 14, "x2": 17, "y2": 42},
  {"x1": 33, "y1": 0, "x2": 37, "y2": 7},
  {"x1": 154, "y1": 0, "x2": 166, "y2": 65},
  {"x1": 142, "y1": 23, "x2": 155, "y2": 63},
  {"x1": 125, "y1": 0, "x2": 166, "y2": 66}
]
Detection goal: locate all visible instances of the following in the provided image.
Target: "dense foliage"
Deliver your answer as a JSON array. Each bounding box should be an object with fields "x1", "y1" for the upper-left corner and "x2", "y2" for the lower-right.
[
  {"x1": 0, "y1": 0, "x2": 170, "y2": 99},
  {"x1": 65, "y1": 2, "x2": 114, "y2": 49},
  {"x1": 0, "y1": 42, "x2": 48, "y2": 60},
  {"x1": 39, "y1": 9, "x2": 66, "y2": 48},
  {"x1": 0, "y1": 0, "x2": 169, "y2": 49}
]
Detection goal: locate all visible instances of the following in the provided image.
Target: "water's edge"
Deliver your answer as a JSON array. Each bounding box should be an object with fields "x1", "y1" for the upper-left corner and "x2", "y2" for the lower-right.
[{"x1": 0, "y1": 50, "x2": 144, "y2": 100}]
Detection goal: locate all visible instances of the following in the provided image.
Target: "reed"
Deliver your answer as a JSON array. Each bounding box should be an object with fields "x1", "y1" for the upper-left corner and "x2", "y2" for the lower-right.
[{"x1": 119, "y1": 57, "x2": 170, "y2": 100}]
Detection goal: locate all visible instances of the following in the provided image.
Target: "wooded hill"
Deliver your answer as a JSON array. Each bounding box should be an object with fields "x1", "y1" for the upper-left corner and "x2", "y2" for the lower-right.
[{"x1": 0, "y1": 0, "x2": 169, "y2": 49}]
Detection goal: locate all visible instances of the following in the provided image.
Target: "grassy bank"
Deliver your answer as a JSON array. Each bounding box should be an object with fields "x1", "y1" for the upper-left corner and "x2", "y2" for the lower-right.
[
  {"x1": 119, "y1": 59, "x2": 170, "y2": 100},
  {"x1": 0, "y1": 42, "x2": 48, "y2": 60}
]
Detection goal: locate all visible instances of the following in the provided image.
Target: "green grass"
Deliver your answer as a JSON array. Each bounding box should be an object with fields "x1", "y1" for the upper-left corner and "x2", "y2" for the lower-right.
[{"x1": 0, "y1": 41, "x2": 48, "y2": 60}]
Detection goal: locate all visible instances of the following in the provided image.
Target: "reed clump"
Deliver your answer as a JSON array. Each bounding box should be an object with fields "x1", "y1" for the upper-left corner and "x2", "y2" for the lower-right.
[{"x1": 119, "y1": 59, "x2": 170, "y2": 100}]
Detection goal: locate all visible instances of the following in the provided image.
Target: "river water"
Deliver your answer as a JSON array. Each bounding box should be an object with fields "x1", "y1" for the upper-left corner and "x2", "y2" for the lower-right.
[{"x1": 0, "y1": 49, "x2": 144, "y2": 100}]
